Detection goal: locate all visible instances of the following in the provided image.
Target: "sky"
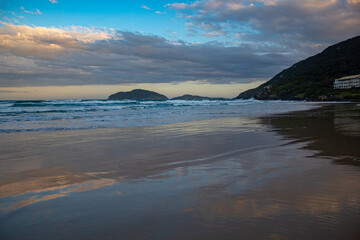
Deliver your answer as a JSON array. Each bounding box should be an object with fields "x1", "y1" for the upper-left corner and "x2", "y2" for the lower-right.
[{"x1": 0, "y1": 0, "x2": 359, "y2": 99}]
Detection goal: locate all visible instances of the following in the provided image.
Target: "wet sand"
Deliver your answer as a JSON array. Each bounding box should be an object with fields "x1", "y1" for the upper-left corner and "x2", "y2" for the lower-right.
[{"x1": 0, "y1": 103, "x2": 359, "y2": 239}]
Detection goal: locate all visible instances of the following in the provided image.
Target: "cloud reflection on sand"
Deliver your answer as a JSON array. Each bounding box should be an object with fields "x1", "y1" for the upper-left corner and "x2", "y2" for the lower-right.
[{"x1": 0, "y1": 168, "x2": 120, "y2": 210}]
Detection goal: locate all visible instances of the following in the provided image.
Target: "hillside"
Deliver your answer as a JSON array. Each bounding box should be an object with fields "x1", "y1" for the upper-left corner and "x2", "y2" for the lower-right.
[
  {"x1": 108, "y1": 89, "x2": 168, "y2": 100},
  {"x1": 236, "y1": 36, "x2": 360, "y2": 101}
]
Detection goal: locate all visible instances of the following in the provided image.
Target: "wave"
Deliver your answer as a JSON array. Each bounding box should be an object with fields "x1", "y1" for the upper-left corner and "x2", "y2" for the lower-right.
[{"x1": 0, "y1": 99, "x2": 317, "y2": 133}]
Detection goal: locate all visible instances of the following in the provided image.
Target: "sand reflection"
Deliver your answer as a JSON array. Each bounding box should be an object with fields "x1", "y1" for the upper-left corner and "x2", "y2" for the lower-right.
[
  {"x1": 262, "y1": 103, "x2": 360, "y2": 166},
  {"x1": 0, "y1": 117, "x2": 265, "y2": 209},
  {"x1": 0, "y1": 104, "x2": 359, "y2": 239},
  {"x1": 0, "y1": 167, "x2": 120, "y2": 210},
  {"x1": 187, "y1": 169, "x2": 359, "y2": 219}
]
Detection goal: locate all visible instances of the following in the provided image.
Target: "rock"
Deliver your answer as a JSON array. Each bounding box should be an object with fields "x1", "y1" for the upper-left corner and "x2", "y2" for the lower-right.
[
  {"x1": 108, "y1": 89, "x2": 168, "y2": 100},
  {"x1": 172, "y1": 94, "x2": 226, "y2": 100}
]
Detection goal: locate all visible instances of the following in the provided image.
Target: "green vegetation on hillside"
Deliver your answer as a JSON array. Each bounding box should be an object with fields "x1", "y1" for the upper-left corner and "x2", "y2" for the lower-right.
[{"x1": 236, "y1": 36, "x2": 360, "y2": 101}]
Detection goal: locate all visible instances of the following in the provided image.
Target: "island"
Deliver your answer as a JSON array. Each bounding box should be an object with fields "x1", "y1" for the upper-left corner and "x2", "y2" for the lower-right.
[
  {"x1": 235, "y1": 35, "x2": 360, "y2": 101},
  {"x1": 172, "y1": 94, "x2": 226, "y2": 100},
  {"x1": 108, "y1": 89, "x2": 168, "y2": 100}
]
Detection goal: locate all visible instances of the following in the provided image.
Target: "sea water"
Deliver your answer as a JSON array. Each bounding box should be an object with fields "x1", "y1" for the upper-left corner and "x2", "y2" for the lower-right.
[{"x1": 0, "y1": 99, "x2": 317, "y2": 132}]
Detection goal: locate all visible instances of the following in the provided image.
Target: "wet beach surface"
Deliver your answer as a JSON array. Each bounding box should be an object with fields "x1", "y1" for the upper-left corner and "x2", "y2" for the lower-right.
[{"x1": 0, "y1": 103, "x2": 359, "y2": 239}]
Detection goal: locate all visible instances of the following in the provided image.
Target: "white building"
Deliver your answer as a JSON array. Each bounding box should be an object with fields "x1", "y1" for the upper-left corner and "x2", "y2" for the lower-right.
[{"x1": 333, "y1": 74, "x2": 360, "y2": 89}]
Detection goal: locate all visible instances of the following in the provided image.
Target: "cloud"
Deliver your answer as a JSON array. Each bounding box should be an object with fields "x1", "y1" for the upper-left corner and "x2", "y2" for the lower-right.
[
  {"x1": 23, "y1": 8, "x2": 42, "y2": 15},
  {"x1": 0, "y1": 90, "x2": 29, "y2": 93},
  {"x1": 166, "y1": 3, "x2": 190, "y2": 9},
  {"x1": 347, "y1": 0, "x2": 360, "y2": 4},
  {"x1": 49, "y1": 0, "x2": 58, "y2": 3},
  {"x1": 167, "y1": 0, "x2": 360, "y2": 48},
  {"x1": 141, "y1": 5, "x2": 151, "y2": 10},
  {"x1": 0, "y1": 22, "x2": 337, "y2": 87},
  {"x1": 0, "y1": 22, "x2": 112, "y2": 58}
]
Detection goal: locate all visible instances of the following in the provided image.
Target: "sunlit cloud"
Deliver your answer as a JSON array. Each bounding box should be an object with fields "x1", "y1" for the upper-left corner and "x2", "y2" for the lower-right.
[
  {"x1": 0, "y1": 22, "x2": 297, "y2": 88},
  {"x1": 347, "y1": 0, "x2": 360, "y2": 4},
  {"x1": 0, "y1": 22, "x2": 112, "y2": 58},
  {"x1": 141, "y1": 5, "x2": 151, "y2": 10},
  {"x1": 0, "y1": 0, "x2": 358, "y2": 98},
  {"x1": 49, "y1": 0, "x2": 58, "y2": 3},
  {"x1": 167, "y1": 0, "x2": 360, "y2": 47}
]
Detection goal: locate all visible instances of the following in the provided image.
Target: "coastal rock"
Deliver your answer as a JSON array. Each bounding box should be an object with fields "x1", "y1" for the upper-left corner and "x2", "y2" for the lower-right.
[
  {"x1": 253, "y1": 86, "x2": 279, "y2": 100},
  {"x1": 108, "y1": 89, "x2": 168, "y2": 100},
  {"x1": 172, "y1": 94, "x2": 226, "y2": 100}
]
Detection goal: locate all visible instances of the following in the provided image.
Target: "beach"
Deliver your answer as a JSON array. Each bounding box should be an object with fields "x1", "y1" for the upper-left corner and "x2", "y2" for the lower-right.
[{"x1": 0, "y1": 102, "x2": 359, "y2": 239}]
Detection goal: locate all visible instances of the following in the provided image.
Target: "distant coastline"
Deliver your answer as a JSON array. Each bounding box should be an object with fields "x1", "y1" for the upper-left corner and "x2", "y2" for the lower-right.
[{"x1": 108, "y1": 89, "x2": 228, "y2": 101}]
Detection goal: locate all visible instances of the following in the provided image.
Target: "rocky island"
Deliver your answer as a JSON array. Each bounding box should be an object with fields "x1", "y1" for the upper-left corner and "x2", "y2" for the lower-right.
[
  {"x1": 172, "y1": 94, "x2": 226, "y2": 100},
  {"x1": 236, "y1": 36, "x2": 360, "y2": 101},
  {"x1": 108, "y1": 89, "x2": 168, "y2": 100}
]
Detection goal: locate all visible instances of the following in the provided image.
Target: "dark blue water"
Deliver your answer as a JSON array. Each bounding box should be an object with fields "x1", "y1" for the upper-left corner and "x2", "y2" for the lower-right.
[{"x1": 0, "y1": 99, "x2": 317, "y2": 132}]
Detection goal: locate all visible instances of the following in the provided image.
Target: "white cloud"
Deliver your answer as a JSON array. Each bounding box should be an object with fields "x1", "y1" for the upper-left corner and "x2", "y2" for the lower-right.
[
  {"x1": 49, "y1": 0, "x2": 58, "y2": 3},
  {"x1": 166, "y1": 3, "x2": 190, "y2": 9},
  {"x1": 23, "y1": 8, "x2": 42, "y2": 15},
  {"x1": 141, "y1": 5, "x2": 151, "y2": 10},
  {"x1": 0, "y1": 23, "x2": 301, "y2": 87}
]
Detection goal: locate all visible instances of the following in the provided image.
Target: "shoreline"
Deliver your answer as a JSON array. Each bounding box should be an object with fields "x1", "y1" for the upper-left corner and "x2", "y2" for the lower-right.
[{"x1": 1, "y1": 103, "x2": 359, "y2": 239}]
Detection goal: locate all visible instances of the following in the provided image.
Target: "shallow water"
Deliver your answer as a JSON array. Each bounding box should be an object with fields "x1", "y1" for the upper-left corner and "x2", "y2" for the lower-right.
[{"x1": 0, "y1": 103, "x2": 359, "y2": 239}]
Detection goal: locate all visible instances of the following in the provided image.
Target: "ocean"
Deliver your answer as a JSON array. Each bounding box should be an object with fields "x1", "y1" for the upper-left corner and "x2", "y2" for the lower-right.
[{"x1": 0, "y1": 99, "x2": 317, "y2": 132}]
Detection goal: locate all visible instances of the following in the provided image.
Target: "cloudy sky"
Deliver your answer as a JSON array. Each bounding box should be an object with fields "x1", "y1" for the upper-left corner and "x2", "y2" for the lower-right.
[{"x1": 0, "y1": 0, "x2": 359, "y2": 99}]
